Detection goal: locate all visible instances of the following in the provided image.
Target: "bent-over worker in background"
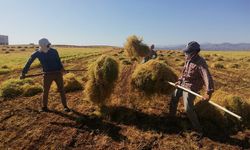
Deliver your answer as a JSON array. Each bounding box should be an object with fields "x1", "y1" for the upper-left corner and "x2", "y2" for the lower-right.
[{"x1": 142, "y1": 44, "x2": 158, "y2": 63}]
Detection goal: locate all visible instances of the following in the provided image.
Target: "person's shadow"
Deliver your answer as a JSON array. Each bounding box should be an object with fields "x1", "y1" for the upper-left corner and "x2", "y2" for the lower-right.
[
  {"x1": 99, "y1": 105, "x2": 186, "y2": 134},
  {"x1": 27, "y1": 108, "x2": 126, "y2": 142},
  {"x1": 99, "y1": 105, "x2": 250, "y2": 149},
  {"x1": 26, "y1": 105, "x2": 249, "y2": 148}
]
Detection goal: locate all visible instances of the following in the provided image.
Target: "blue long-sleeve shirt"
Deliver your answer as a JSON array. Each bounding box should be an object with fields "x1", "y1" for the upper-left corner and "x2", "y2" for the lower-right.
[{"x1": 22, "y1": 48, "x2": 64, "y2": 74}]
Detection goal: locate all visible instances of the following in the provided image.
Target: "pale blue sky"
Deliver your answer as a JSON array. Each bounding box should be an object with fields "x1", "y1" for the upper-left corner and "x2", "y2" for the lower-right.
[{"x1": 0, "y1": 0, "x2": 249, "y2": 46}]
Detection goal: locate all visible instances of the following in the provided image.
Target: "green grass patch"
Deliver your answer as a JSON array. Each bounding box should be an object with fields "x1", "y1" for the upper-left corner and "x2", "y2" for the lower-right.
[
  {"x1": 0, "y1": 46, "x2": 109, "y2": 71},
  {"x1": 0, "y1": 79, "x2": 43, "y2": 98}
]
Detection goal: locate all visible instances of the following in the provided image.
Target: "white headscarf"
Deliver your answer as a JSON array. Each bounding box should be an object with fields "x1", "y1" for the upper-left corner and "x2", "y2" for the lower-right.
[{"x1": 38, "y1": 38, "x2": 51, "y2": 53}]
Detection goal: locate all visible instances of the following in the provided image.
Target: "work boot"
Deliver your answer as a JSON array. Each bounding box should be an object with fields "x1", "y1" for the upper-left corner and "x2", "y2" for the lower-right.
[
  {"x1": 39, "y1": 107, "x2": 48, "y2": 112},
  {"x1": 64, "y1": 107, "x2": 71, "y2": 112},
  {"x1": 166, "y1": 114, "x2": 178, "y2": 125},
  {"x1": 190, "y1": 130, "x2": 203, "y2": 141}
]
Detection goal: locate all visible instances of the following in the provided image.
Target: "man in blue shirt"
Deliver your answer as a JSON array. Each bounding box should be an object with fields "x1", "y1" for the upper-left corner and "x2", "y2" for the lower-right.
[{"x1": 20, "y1": 38, "x2": 70, "y2": 112}]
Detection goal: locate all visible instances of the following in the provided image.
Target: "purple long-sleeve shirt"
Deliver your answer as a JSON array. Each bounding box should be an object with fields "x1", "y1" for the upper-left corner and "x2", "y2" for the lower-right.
[{"x1": 179, "y1": 54, "x2": 214, "y2": 94}]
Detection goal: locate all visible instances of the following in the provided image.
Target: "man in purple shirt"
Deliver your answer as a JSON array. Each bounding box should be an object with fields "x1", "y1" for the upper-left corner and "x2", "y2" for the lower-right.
[
  {"x1": 169, "y1": 41, "x2": 214, "y2": 138},
  {"x1": 20, "y1": 38, "x2": 70, "y2": 112}
]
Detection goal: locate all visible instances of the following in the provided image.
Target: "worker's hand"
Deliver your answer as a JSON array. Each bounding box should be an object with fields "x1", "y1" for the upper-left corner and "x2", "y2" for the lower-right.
[
  {"x1": 20, "y1": 74, "x2": 25, "y2": 80},
  {"x1": 203, "y1": 93, "x2": 212, "y2": 101},
  {"x1": 174, "y1": 81, "x2": 181, "y2": 87}
]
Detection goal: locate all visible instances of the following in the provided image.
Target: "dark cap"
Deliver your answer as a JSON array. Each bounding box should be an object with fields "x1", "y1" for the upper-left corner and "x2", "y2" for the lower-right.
[{"x1": 183, "y1": 41, "x2": 200, "y2": 54}]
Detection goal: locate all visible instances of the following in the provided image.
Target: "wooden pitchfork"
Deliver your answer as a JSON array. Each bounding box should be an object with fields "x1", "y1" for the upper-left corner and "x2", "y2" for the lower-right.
[
  {"x1": 167, "y1": 81, "x2": 242, "y2": 121},
  {"x1": 23, "y1": 69, "x2": 87, "y2": 78}
]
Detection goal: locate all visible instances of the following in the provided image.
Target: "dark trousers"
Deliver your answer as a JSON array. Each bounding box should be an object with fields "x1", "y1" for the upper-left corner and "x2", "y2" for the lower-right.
[
  {"x1": 42, "y1": 72, "x2": 67, "y2": 108},
  {"x1": 169, "y1": 89, "x2": 202, "y2": 132}
]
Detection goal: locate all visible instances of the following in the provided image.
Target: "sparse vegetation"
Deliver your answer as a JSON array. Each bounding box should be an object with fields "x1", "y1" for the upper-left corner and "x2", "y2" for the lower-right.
[
  {"x1": 0, "y1": 46, "x2": 109, "y2": 71},
  {"x1": 0, "y1": 68, "x2": 11, "y2": 75},
  {"x1": 216, "y1": 57, "x2": 224, "y2": 61},
  {"x1": 119, "y1": 57, "x2": 125, "y2": 61},
  {"x1": 213, "y1": 62, "x2": 225, "y2": 69},
  {"x1": 178, "y1": 61, "x2": 185, "y2": 66},
  {"x1": 51, "y1": 73, "x2": 83, "y2": 93},
  {"x1": 157, "y1": 56, "x2": 165, "y2": 61},
  {"x1": 204, "y1": 54, "x2": 210, "y2": 57},
  {"x1": 118, "y1": 50, "x2": 124, "y2": 54},
  {"x1": 228, "y1": 63, "x2": 241, "y2": 69},
  {"x1": 158, "y1": 54, "x2": 164, "y2": 57},
  {"x1": 22, "y1": 84, "x2": 43, "y2": 97},
  {"x1": 1, "y1": 65, "x2": 9, "y2": 69},
  {"x1": 122, "y1": 59, "x2": 132, "y2": 65},
  {"x1": 63, "y1": 73, "x2": 83, "y2": 92},
  {"x1": 130, "y1": 57, "x2": 137, "y2": 62}
]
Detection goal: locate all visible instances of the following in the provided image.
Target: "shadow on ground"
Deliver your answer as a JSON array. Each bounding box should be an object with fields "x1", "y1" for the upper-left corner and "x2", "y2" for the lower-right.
[
  {"x1": 27, "y1": 106, "x2": 249, "y2": 149},
  {"x1": 100, "y1": 105, "x2": 250, "y2": 149},
  {"x1": 27, "y1": 108, "x2": 126, "y2": 142}
]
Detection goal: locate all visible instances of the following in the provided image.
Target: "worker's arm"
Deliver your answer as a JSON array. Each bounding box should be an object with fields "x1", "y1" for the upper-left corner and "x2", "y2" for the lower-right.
[
  {"x1": 21, "y1": 52, "x2": 38, "y2": 78},
  {"x1": 198, "y1": 62, "x2": 214, "y2": 100}
]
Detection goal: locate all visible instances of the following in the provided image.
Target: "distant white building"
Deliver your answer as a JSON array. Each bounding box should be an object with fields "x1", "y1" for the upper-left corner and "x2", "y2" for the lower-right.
[{"x1": 0, "y1": 35, "x2": 8, "y2": 45}]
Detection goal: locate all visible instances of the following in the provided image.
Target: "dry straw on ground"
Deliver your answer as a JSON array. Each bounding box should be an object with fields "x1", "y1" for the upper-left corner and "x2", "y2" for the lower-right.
[
  {"x1": 228, "y1": 63, "x2": 241, "y2": 69},
  {"x1": 84, "y1": 55, "x2": 119, "y2": 105},
  {"x1": 51, "y1": 73, "x2": 83, "y2": 93},
  {"x1": 0, "y1": 79, "x2": 43, "y2": 98},
  {"x1": 131, "y1": 60, "x2": 178, "y2": 95},
  {"x1": 63, "y1": 73, "x2": 83, "y2": 92},
  {"x1": 0, "y1": 69, "x2": 11, "y2": 75},
  {"x1": 195, "y1": 89, "x2": 250, "y2": 131},
  {"x1": 22, "y1": 84, "x2": 43, "y2": 97},
  {"x1": 124, "y1": 35, "x2": 150, "y2": 58},
  {"x1": 212, "y1": 62, "x2": 225, "y2": 69},
  {"x1": 122, "y1": 60, "x2": 132, "y2": 65}
]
